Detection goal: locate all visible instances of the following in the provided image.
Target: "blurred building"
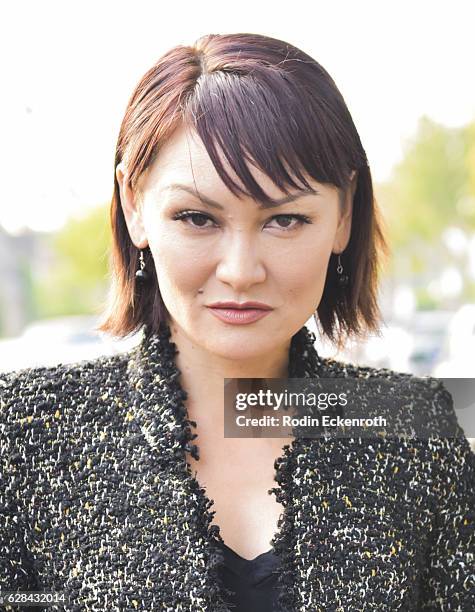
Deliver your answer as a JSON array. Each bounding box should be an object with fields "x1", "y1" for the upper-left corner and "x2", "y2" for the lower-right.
[{"x1": 0, "y1": 225, "x2": 54, "y2": 337}]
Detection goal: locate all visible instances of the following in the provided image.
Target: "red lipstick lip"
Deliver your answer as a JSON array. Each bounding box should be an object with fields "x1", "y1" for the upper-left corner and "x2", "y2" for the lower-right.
[{"x1": 207, "y1": 301, "x2": 273, "y2": 310}]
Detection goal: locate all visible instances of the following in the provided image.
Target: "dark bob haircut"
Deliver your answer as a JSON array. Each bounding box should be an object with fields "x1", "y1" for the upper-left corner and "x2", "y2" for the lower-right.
[{"x1": 97, "y1": 32, "x2": 389, "y2": 349}]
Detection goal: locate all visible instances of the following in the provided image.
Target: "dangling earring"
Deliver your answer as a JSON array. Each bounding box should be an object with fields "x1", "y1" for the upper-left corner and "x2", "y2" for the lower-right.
[
  {"x1": 336, "y1": 253, "x2": 349, "y2": 289},
  {"x1": 135, "y1": 249, "x2": 149, "y2": 281}
]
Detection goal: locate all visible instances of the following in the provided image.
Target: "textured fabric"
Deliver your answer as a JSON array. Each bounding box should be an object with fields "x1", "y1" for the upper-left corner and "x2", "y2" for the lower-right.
[
  {"x1": 215, "y1": 539, "x2": 280, "y2": 611},
  {"x1": 0, "y1": 322, "x2": 474, "y2": 611}
]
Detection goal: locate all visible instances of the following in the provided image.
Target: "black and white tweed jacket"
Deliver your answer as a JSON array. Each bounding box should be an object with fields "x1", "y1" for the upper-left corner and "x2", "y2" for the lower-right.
[{"x1": 1, "y1": 323, "x2": 474, "y2": 611}]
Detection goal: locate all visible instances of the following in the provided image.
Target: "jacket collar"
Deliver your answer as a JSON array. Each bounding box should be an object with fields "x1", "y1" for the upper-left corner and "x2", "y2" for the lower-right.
[
  {"x1": 126, "y1": 322, "x2": 326, "y2": 610},
  {"x1": 126, "y1": 322, "x2": 325, "y2": 460}
]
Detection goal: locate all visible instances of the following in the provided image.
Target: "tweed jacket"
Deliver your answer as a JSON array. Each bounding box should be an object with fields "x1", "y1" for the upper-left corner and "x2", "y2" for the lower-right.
[{"x1": 0, "y1": 323, "x2": 474, "y2": 612}]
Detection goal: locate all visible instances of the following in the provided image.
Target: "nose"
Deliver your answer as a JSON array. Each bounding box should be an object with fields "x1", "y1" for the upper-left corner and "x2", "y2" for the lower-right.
[{"x1": 215, "y1": 232, "x2": 266, "y2": 290}]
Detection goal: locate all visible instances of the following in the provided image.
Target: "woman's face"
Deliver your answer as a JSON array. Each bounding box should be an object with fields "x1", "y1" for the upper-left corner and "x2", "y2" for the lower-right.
[{"x1": 117, "y1": 125, "x2": 355, "y2": 360}]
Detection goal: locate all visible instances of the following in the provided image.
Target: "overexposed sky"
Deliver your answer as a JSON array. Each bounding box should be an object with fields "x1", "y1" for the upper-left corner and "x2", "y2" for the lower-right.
[{"x1": 1, "y1": 0, "x2": 474, "y2": 234}]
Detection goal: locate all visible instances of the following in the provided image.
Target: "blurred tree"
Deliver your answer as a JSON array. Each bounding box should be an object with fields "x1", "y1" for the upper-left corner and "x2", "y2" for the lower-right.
[
  {"x1": 378, "y1": 116, "x2": 475, "y2": 250},
  {"x1": 375, "y1": 116, "x2": 475, "y2": 308},
  {"x1": 33, "y1": 204, "x2": 111, "y2": 318},
  {"x1": 464, "y1": 121, "x2": 475, "y2": 211}
]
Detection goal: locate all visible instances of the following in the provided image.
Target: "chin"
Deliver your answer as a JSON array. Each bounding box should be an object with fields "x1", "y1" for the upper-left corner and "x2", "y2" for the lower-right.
[{"x1": 201, "y1": 329, "x2": 282, "y2": 360}]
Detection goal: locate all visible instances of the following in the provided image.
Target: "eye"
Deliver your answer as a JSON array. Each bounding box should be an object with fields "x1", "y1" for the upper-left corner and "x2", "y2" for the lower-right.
[
  {"x1": 267, "y1": 214, "x2": 312, "y2": 231},
  {"x1": 172, "y1": 211, "x2": 215, "y2": 229},
  {"x1": 172, "y1": 211, "x2": 312, "y2": 232}
]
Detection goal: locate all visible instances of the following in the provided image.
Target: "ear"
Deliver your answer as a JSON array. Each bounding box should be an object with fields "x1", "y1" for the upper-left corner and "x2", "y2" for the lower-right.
[
  {"x1": 116, "y1": 162, "x2": 148, "y2": 249},
  {"x1": 332, "y1": 170, "x2": 357, "y2": 254}
]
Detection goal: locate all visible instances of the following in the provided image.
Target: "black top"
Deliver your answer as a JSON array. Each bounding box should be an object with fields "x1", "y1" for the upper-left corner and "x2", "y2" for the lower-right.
[{"x1": 216, "y1": 539, "x2": 281, "y2": 611}]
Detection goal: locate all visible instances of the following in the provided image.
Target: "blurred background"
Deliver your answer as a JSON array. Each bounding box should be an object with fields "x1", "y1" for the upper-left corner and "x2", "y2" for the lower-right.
[{"x1": 0, "y1": 1, "x2": 474, "y2": 446}]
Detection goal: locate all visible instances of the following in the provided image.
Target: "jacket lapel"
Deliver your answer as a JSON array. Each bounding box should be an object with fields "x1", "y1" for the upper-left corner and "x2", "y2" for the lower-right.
[{"x1": 126, "y1": 324, "x2": 231, "y2": 610}]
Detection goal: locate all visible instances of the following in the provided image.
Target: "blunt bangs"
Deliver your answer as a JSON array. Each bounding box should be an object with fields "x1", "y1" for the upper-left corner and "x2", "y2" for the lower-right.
[{"x1": 184, "y1": 62, "x2": 364, "y2": 204}]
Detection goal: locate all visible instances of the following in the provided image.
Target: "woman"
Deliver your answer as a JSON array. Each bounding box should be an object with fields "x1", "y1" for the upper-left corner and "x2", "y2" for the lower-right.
[{"x1": 1, "y1": 33, "x2": 474, "y2": 612}]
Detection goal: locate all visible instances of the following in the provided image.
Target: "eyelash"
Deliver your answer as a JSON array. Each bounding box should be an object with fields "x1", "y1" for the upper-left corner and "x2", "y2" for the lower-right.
[{"x1": 171, "y1": 210, "x2": 313, "y2": 232}]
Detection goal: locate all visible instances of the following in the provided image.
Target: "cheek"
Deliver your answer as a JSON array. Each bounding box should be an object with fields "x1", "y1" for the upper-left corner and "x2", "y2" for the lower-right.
[
  {"x1": 282, "y1": 257, "x2": 329, "y2": 305},
  {"x1": 272, "y1": 231, "x2": 333, "y2": 297},
  {"x1": 146, "y1": 223, "x2": 209, "y2": 294}
]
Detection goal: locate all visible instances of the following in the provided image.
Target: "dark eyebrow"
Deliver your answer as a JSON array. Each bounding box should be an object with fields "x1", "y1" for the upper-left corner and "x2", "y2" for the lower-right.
[{"x1": 163, "y1": 183, "x2": 319, "y2": 210}]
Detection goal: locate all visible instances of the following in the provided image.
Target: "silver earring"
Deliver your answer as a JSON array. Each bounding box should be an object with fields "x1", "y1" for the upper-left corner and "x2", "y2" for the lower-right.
[
  {"x1": 135, "y1": 249, "x2": 149, "y2": 281},
  {"x1": 336, "y1": 254, "x2": 349, "y2": 289}
]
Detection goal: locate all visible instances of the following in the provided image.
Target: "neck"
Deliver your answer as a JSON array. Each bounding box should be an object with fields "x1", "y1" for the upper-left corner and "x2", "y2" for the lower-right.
[
  {"x1": 169, "y1": 323, "x2": 291, "y2": 415},
  {"x1": 132, "y1": 321, "x2": 320, "y2": 456}
]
